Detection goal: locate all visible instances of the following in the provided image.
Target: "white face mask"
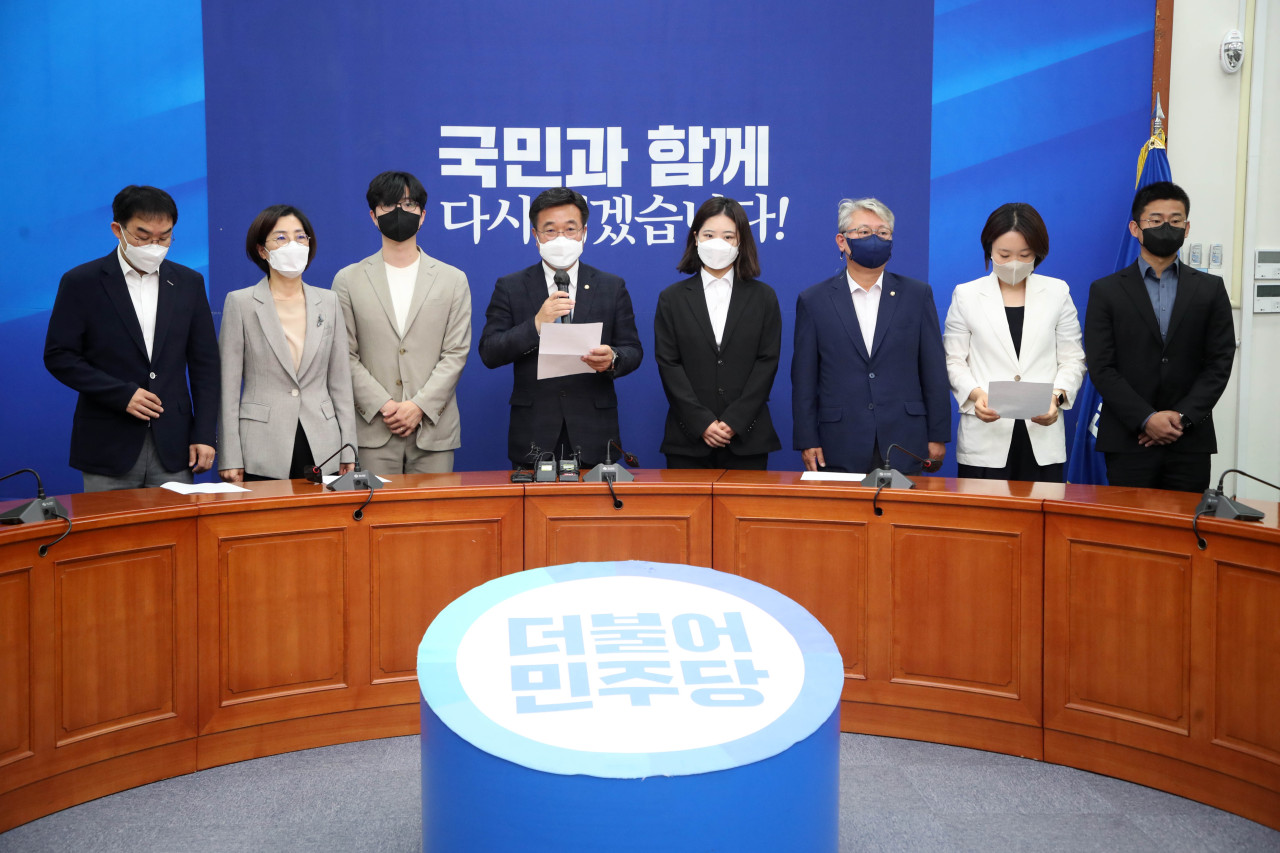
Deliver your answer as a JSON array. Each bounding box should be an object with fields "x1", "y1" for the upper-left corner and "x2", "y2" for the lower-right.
[
  {"x1": 697, "y1": 238, "x2": 739, "y2": 272},
  {"x1": 267, "y1": 241, "x2": 310, "y2": 278},
  {"x1": 538, "y1": 234, "x2": 584, "y2": 270},
  {"x1": 993, "y1": 259, "x2": 1033, "y2": 285},
  {"x1": 121, "y1": 239, "x2": 168, "y2": 274}
]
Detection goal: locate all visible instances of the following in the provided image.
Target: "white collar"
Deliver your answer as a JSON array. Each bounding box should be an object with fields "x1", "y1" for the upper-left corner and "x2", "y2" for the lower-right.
[{"x1": 700, "y1": 267, "x2": 735, "y2": 289}]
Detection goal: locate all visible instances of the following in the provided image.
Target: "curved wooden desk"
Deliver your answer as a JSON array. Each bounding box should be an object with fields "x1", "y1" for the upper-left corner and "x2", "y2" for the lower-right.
[{"x1": 1, "y1": 471, "x2": 1276, "y2": 831}]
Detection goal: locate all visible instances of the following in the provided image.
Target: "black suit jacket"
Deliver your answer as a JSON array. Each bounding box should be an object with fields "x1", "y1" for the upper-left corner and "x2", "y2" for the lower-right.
[
  {"x1": 44, "y1": 251, "x2": 220, "y2": 476},
  {"x1": 479, "y1": 262, "x2": 643, "y2": 467},
  {"x1": 1084, "y1": 261, "x2": 1235, "y2": 454},
  {"x1": 653, "y1": 274, "x2": 782, "y2": 458}
]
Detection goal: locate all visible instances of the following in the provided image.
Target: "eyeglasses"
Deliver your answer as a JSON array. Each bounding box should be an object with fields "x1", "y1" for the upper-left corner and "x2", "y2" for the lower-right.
[
  {"x1": 538, "y1": 226, "x2": 583, "y2": 240},
  {"x1": 265, "y1": 233, "x2": 311, "y2": 247},
  {"x1": 378, "y1": 199, "x2": 422, "y2": 214},
  {"x1": 1139, "y1": 215, "x2": 1187, "y2": 228},
  {"x1": 120, "y1": 225, "x2": 173, "y2": 246},
  {"x1": 843, "y1": 226, "x2": 893, "y2": 240}
]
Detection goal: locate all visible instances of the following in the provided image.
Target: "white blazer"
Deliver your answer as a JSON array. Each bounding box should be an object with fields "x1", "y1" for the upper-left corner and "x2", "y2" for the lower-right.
[
  {"x1": 943, "y1": 272, "x2": 1085, "y2": 468},
  {"x1": 218, "y1": 280, "x2": 358, "y2": 478}
]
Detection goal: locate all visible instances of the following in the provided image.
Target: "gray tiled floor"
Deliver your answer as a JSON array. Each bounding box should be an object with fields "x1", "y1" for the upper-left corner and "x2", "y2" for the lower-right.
[{"x1": 1, "y1": 734, "x2": 1276, "y2": 852}]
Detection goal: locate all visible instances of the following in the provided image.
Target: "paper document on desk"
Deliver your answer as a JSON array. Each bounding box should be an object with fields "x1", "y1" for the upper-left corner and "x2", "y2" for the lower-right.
[
  {"x1": 987, "y1": 380, "x2": 1054, "y2": 420},
  {"x1": 538, "y1": 321, "x2": 602, "y2": 379},
  {"x1": 161, "y1": 481, "x2": 250, "y2": 494},
  {"x1": 321, "y1": 474, "x2": 392, "y2": 485},
  {"x1": 800, "y1": 471, "x2": 866, "y2": 482}
]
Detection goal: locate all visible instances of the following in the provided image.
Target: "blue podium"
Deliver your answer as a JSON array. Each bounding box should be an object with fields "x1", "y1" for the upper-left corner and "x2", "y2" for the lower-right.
[{"x1": 417, "y1": 560, "x2": 844, "y2": 851}]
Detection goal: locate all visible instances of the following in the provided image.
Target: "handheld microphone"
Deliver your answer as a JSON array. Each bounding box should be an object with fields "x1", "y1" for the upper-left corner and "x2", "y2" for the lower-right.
[{"x1": 553, "y1": 270, "x2": 571, "y2": 322}]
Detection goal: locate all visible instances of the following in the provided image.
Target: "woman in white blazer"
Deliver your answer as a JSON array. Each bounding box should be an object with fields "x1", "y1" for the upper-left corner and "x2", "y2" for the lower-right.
[
  {"x1": 943, "y1": 203, "x2": 1085, "y2": 482},
  {"x1": 218, "y1": 206, "x2": 358, "y2": 483}
]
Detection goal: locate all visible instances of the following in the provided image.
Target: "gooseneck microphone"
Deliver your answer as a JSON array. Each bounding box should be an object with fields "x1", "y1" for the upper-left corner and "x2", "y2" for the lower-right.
[
  {"x1": 304, "y1": 443, "x2": 381, "y2": 520},
  {"x1": 1192, "y1": 467, "x2": 1276, "y2": 550},
  {"x1": 860, "y1": 444, "x2": 939, "y2": 516},
  {"x1": 0, "y1": 468, "x2": 72, "y2": 557},
  {"x1": 583, "y1": 438, "x2": 635, "y2": 507}
]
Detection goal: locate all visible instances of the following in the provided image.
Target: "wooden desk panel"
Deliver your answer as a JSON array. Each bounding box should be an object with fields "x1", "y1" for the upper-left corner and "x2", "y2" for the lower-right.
[
  {"x1": 713, "y1": 472, "x2": 1044, "y2": 758},
  {"x1": 524, "y1": 470, "x2": 716, "y2": 568},
  {"x1": 1044, "y1": 493, "x2": 1280, "y2": 828},
  {"x1": 0, "y1": 516, "x2": 198, "y2": 800},
  {"x1": 2, "y1": 474, "x2": 1277, "y2": 832}
]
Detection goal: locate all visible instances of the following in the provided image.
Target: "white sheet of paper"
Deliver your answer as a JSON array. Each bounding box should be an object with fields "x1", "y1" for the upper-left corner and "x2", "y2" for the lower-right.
[
  {"x1": 538, "y1": 321, "x2": 603, "y2": 379},
  {"x1": 161, "y1": 481, "x2": 250, "y2": 494},
  {"x1": 987, "y1": 380, "x2": 1054, "y2": 420},
  {"x1": 800, "y1": 471, "x2": 866, "y2": 482}
]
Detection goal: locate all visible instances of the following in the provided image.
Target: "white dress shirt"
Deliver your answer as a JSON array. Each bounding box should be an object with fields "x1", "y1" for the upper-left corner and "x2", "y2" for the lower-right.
[
  {"x1": 385, "y1": 255, "x2": 420, "y2": 336},
  {"x1": 542, "y1": 261, "x2": 578, "y2": 321},
  {"x1": 847, "y1": 270, "x2": 884, "y2": 353},
  {"x1": 117, "y1": 246, "x2": 159, "y2": 360},
  {"x1": 700, "y1": 267, "x2": 735, "y2": 346}
]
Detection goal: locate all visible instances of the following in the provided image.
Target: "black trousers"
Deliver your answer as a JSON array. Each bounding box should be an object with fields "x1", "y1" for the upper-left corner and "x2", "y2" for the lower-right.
[
  {"x1": 956, "y1": 421, "x2": 1064, "y2": 483},
  {"x1": 1105, "y1": 448, "x2": 1211, "y2": 493},
  {"x1": 665, "y1": 446, "x2": 769, "y2": 470}
]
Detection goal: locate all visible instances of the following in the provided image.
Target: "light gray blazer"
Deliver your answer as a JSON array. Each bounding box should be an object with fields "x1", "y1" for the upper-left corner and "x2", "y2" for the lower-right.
[
  {"x1": 331, "y1": 249, "x2": 471, "y2": 451},
  {"x1": 218, "y1": 280, "x2": 357, "y2": 478}
]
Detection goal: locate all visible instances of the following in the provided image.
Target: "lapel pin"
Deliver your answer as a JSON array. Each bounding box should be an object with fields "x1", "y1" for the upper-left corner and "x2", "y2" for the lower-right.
[
  {"x1": 584, "y1": 284, "x2": 590, "y2": 290},
  {"x1": 890, "y1": 291, "x2": 896, "y2": 296},
  {"x1": 166, "y1": 279, "x2": 174, "y2": 287},
  {"x1": 316, "y1": 313, "x2": 324, "y2": 327}
]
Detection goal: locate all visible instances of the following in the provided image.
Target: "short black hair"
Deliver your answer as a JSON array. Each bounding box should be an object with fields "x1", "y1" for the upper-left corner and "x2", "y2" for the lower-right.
[
  {"x1": 1131, "y1": 181, "x2": 1190, "y2": 222},
  {"x1": 529, "y1": 187, "x2": 590, "y2": 229},
  {"x1": 676, "y1": 197, "x2": 761, "y2": 280},
  {"x1": 245, "y1": 205, "x2": 317, "y2": 275},
  {"x1": 366, "y1": 171, "x2": 428, "y2": 211},
  {"x1": 980, "y1": 202, "x2": 1050, "y2": 269},
  {"x1": 112, "y1": 185, "x2": 178, "y2": 226}
]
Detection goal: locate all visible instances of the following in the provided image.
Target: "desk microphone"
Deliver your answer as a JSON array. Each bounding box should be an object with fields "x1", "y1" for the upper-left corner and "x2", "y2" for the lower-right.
[
  {"x1": 0, "y1": 468, "x2": 72, "y2": 557},
  {"x1": 860, "y1": 444, "x2": 938, "y2": 516},
  {"x1": 584, "y1": 439, "x2": 634, "y2": 508},
  {"x1": 1192, "y1": 467, "x2": 1276, "y2": 550}
]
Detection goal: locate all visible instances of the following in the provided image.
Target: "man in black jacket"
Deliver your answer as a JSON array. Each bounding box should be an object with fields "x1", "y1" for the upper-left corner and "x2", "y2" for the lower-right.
[
  {"x1": 1084, "y1": 181, "x2": 1235, "y2": 492},
  {"x1": 45, "y1": 185, "x2": 219, "y2": 491},
  {"x1": 479, "y1": 187, "x2": 642, "y2": 469}
]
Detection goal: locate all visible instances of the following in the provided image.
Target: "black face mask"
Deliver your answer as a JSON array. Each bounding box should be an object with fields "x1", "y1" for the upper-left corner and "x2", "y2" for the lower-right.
[
  {"x1": 1140, "y1": 223, "x2": 1186, "y2": 258},
  {"x1": 377, "y1": 208, "x2": 422, "y2": 243}
]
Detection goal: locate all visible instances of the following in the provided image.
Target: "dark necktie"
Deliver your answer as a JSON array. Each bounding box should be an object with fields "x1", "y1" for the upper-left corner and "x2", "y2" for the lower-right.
[{"x1": 553, "y1": 270, "x2": 571, "y2": 323}]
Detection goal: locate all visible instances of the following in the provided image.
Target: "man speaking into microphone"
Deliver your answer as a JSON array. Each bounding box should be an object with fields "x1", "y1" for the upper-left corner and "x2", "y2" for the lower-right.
[
  {"x1": 479, "y1": 187, "x2": 643, "y2": 469},
  {"x1": 792, "y1": 197, "x2": 949, "y2": 474}
]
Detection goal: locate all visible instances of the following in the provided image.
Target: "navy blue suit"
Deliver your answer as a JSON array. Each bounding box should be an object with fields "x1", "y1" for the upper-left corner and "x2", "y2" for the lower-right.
[
  {"x1": 792, "y1": 270, "x2": 950, "y2": 474},
  {"x1": 44, "y1": 251, "x2": 220, "y2": 477},
  {"x1": 479, "y1": 262, "x2": 642, "y2": 468}
]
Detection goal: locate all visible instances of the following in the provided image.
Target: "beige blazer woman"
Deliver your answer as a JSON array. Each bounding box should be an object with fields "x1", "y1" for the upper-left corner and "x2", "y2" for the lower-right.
[{"x1": 218, "y1": 280, "x2": 357, "y2": 478}]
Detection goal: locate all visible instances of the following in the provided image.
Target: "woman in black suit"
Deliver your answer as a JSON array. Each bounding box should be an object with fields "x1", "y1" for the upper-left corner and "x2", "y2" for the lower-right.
[{"x1": 654, "y1": 197, "x2": 782, "y2": 469}]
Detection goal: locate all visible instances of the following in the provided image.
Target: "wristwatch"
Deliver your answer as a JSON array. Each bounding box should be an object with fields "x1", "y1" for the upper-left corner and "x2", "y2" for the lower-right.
[
  {"x1": 609, "y1": 347, "x2": 619, "y2": 371},
  {"x1": 1179, "y1": 412, "x2": 1193, "y2": 430},
  {"x1": 1054, "y1": 391, "x2": 1067, "y2": 407}
]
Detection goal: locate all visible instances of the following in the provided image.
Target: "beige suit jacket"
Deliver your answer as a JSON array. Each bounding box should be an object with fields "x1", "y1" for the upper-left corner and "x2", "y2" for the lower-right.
[
  {"x1": 331, "y1": 249, "x2": 471, "y2": 451},
  {"x1": 218, "y1": 280, "x2": 358, "y2": 478}
]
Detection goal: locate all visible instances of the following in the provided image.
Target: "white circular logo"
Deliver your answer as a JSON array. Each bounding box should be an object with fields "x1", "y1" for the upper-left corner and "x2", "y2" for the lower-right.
[{"x1": 454, "y1": 575, "x2": 805, "y2": 754}]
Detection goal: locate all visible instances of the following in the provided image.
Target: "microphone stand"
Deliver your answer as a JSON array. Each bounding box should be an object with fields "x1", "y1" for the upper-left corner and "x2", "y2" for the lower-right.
[
  {"x1": 1192, "y1": 468, "x2": 1277, "y2": 550},
  {"x1": 0, "y1": 468, "x2": 72, "y2": 557},
  {"x1": 583, "y1": 439, "x2": 634, "y2": 509},
  {"x1": 861, "y1": 444, "x2": 938, "y2": 516},
  {"x1": 304, "y1": 443, "x2": 381, "y2": 521}
]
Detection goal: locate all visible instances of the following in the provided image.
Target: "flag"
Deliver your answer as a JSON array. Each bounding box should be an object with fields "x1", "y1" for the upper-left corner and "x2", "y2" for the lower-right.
[{"x1": 1066, "y1": 130, "x2": 1172, "y2": 485}]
